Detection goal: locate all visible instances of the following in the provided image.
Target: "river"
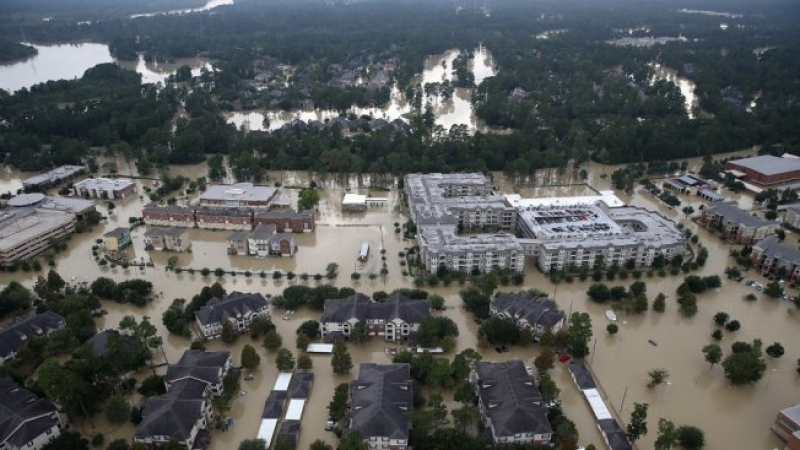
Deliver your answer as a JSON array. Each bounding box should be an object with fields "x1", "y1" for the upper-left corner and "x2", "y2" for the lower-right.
[
  {"x1": 225, "y1": 46, "x2": 497, "y2": 133},
  {"x1": 651, "y1": 63, "x2": 699, "y2": 119},
  {"x1": 1, "y1": 147, "x2": 793, "y2": 449},
  {"x1": 130, "y1": 0, "x2": 235, "y2": 19}
]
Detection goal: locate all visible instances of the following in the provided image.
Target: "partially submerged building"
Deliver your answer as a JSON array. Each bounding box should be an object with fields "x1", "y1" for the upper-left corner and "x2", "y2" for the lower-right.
[
  {"x1": 22, "y1": 165, "x2": 86, "y2": 191},
  {"x1": 0, "y1": 376, "x2": 67, "y2": 450},
  {"x1": 73, "y1": 178, "x2": 136, "y2": 199},
  {"x1": 490, "y1": 292, "x2": 565, "y2": 339},
  {"x1": 144, "y1": 227, "x2": 191, "y2": 252},
  {"x1": 725, "y1": 155, "x2": 800, "y2": 187},
  {"x1": 320, "y1": 293, "x2": 430, "y2": 342},
  {"x1": 199, "y1": 183, "x2": 278, "y2": 208},
  {"x1": 0, "y1": 312, "x2": 65, "y2": 365},
  {"x1": 751, "y1": 235, "x2": 800, "y2": 282},
  {"x1": 0, "y1": 209, "x2": 76, "y2": 265},
  {"x1": 254, "y1": 208, "x2": 315, "y2": 233},
  {"x1": 348, "y1": 364, "x2": 413, "y2": 450},
  {"x1": 195, "y1": 292, "x2": 270, "y2": 339},
  {"x1": 699, "y1": 202, "x2": 777, "y2": 244}
]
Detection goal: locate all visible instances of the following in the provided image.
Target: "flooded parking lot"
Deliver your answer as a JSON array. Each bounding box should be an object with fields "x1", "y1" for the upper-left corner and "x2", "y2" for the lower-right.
[{"x1": 1, "y1": 149, "x2": 794, "y2": 449}]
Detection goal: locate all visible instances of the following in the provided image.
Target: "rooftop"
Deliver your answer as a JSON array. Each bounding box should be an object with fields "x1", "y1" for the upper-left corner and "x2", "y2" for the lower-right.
[
  {"x1": 200, "y1": 183, "x2": 278, "y2": 204},
  {"x1": 0, "y1": 209, "x2": 75, "y2": 253},
  {"x1": 754, "y1": 235, "x2": 800, "y2": 266},
  {"x1": 22, "y1": 165, "x2": 85, "y2": 187},
  {"x1": 492, "y1": 292, "x2": 565, "y2": 329},
  {"x1": 104, "y1": 227, "x2": 130, "y2": 239},
  {"x1": 0, "y1": 376, "x2": 60, "y2": 447},
  {"x1": 165, "y1": 350, "x2": 231, "y2": 387},
  {"x1": 0, "y1": 312, "x2": 65, "y2": 359},
  {"x1": 706, "y1": 202, "x2": 775, "y2": 228},
  {"x1": 349, "y1": 363, "x2": 413, "y2": 441},
  {"x1": 343, "y1": 194, "x2": 368, "y2": 205},
  {"x1": 195, "y1": 292, "x2": 269, "y2": 327},
  {"x1": 74, "y1": 177, "x2": 134, "y2": 190},
  {"x1": 504, "y1": 190, "x2": 624, "y2": 209},
  {"x1": 728, "y1": 155, "x2": 800, "y2": 176},
  {"x1": 321, "y1": 293, "x2": 430, "y2": 325}
]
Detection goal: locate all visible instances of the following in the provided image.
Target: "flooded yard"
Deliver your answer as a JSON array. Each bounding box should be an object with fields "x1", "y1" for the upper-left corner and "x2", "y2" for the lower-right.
[{"x1": 0, "y1": 151, "x2": 794, "y2": 449}]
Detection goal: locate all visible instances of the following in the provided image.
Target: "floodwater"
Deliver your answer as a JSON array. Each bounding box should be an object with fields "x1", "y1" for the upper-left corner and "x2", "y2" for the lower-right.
[
  {"x1": 0, "y1": 149, "x2": 792, "y2": 450},
  {"x1": 225, "y1": 47, "x2": 497, "y2": 133},
  {"x1": 651, "y1": 63, "x2": 699, "y2": 119},
  {"x1": 130, "y1": 0, "x2": 235, "y2": 19},
  {"x1": 0, "y1": 43, "x2": 213, "y2": 93}
]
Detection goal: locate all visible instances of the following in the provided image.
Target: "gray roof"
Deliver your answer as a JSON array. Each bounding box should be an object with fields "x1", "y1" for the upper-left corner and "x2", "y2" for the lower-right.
[
  {"x1": 134, "y1": 379, "x2": 208, "y2": 442},
  {"x1": 320, "y1": 293, "x2": 430, "y2": 325},
  {"x1": 0, "y1": 312, "x2": 65, "y2": 359},
  {"x1": 289, "y1": 373, "x2": 314, "y2": 399},
  {"x1": 568, "y1": 363, "x2": 596, "y2": 390},
  {"x1": 250, "y1": 224, "x2": 276, "y2": 240},
  {"x1": 262, "y1": 391, "x2": 288, "y2": 419},
  {"x1": 475, "y1": 361, "x2": 552, "y2": 437},
  {"x1": 492, "y1": 292, "x2": 565, "y2": 329},
  {"x1": 0, "y1": 377, "x2": 60, "y2": 447},
  {"x1": 277, "y1": 420, "x2": 301, "y2": 446},
  {"x1": 165, "y1": 350, "x2": 231, "y2": 387},
  {"x1": 200, "y1": 183, "x2": 278, "y2": 204},
  {"x1": 254, "y1": 208, "x2": 314, "y2": 220},
  {"x1": 698, "y1": 188, "x2": 724, "y2": 201},
  {"x1": 780, "y1": 405, "x2": 800, "y2": 425},
  {"x1": 598, "y1": 418, "x2": 632, "y2": 450},
  {"x1": 227, "y1": 231, "x2": 247, "y2": 242},
  {"x1": 103, "y1": 227, "x2": 129, "y2": 239},
  {"x1": 754, "y1": 235, "x2": 800, "y2": 266},
  {"x1": 728, "y1": 155, "x2": 800, "y2": 176},
  {"x1": 84, "y1": 330, "x2": 134, "y2": 357},
  {"x1": 349, "y1": 363, "x2": 413, "y2": 440},
  {"x1": 195, "y1": 292, "x2": 269, "y2": 327},
  {"x1": 195, "y1": 206, "x2": 253, "y2": 218},
  {"x1": 144, "y1": 227, "x2": 187, "y2": 238},
  {"x1": 706, "y1": 202, "x2": 773, "y2": 228},
  {"x1": 22, "y1": 165, "x2": 85, "y2": 187}
]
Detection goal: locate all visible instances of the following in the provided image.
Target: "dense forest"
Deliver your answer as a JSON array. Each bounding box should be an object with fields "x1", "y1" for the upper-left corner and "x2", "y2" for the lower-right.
[{"x1": 0, "y1": 0, "x2": 798, "y2": 175}]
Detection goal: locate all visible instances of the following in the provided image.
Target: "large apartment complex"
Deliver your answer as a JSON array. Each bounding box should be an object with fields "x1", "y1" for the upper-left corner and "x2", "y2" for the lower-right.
[{"x1": 405, "y1": 173, "x2": 687, "y2": 274}]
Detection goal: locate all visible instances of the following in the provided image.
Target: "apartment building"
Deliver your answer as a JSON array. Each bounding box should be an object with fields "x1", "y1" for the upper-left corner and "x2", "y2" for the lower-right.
[
  {"x1": 0, "y1": 377, "x2": 67, "y2": 450},
  {"x1": 195, "y1": 292, "x2": 270, "y2": 339},
  {"x1": 751, "y1": 235, "x2": 800, "y2": 282},
  {"x1": 144, "y1": 227, "x2": 191, "y2": 252},
  {"x1": 320, "y1": 293, "x2": 430, "y2": 342},
  {"x1": 490, "y1": 292, "x2": 565, "y2": 339},
  {"x1": 699, "y1": 202, "x2": 777, "y2": 244},
  {"x1": 348, "y1": 364, "x2": 413, "y2": 450}
]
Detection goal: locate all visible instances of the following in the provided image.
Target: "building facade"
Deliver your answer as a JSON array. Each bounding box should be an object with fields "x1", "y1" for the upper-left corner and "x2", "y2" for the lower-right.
[
  {"x1": 700, "y1": 202, "x2": 777, "y2": 244},
  {"x1": 751, "y1": 235, "x2": 800, "y2": 282},
  {"x1": 199, "y1": 183, "x2": 278, "y2": 208},
  {"x1": 490, "y1": 292, "x2": 565, "y2": 339},
  {"x1": 774, "y1": 405, "x2": 800, "y2": 450},
  {"x1": 348, "y1": 364, "x2": 413, "y2": 450},
  {"x1": 144, "y1": 227, "x2": 191, "y2": 252},
  {"x1": 471, "y1": 361, "x2": 552, "y2": 445},
  {"x1": 141, "y1": 204, "x2": 195, "y2": 228},
  {"x1": 0, "y1": 210, "x2": 76, "y2": 265},
  {"x1": 103, "y1": 227, "x2": 131, "y2": 252},
  {"x1": 320, "y1": 293, "x2": 430, "y2": 342},
  {"x1": 195, "y1": 292, "x2": 270, "y2": 339},
  {"x1": 725, "y1": 155, "x2": 800, "y2": 186},
  {"x1": 74, "y1": 178, "x2": 136, "y2": 199},
  {"x1": 0, "y1": 312, "x2": 65, "y2": 365},
  {"x1": 254, "y1": 209, "x2": 315, "y2": 233},
  {"x1": 195, "y1": 207, "x2": 253, "y2": 231},
  {"x1": 0, "y1": 377, "x2": 67, "y2": 450}
]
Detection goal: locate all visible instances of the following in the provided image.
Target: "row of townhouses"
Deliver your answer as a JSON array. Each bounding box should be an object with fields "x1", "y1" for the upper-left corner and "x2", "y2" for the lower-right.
[
  {"x1": 227, "y1": 224, "x2": 297, "y2": 257},
  {"x1": 142, "y1": 204, "x2": 315, "y2": 233}
]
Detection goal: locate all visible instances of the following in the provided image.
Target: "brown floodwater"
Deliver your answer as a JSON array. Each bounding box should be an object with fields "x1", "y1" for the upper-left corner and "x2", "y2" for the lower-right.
[{"x1": 1, "y1": 149, "x2": 792, "y2": 450}]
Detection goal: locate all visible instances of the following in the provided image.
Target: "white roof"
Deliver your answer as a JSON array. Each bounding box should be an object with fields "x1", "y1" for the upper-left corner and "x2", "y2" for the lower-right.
[
  {"x1": 273, "y1": 372, "x2": 293, "y2": 391},
  {"x1": 343, "y1": 193, "x2": 367, "y2": 205},
  {"x1": 583, "y1": 388, "x2": 612, "y2": 420},
  {"x1": 306, "y1": 343, "x2": 334, "y2": 353},
  {"x1": 504, "y1": 190, "x2": 625, "y2": 209},
  {"x1": 256, "y1": 418, "x2": 278, "y2": 444},
  {"x1": 285, "y1": 399, "x2": 306, "y2": 421}
]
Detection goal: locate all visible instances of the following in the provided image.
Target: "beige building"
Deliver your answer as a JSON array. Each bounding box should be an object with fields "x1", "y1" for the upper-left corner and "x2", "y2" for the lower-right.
[{"x1": 0, "y1": 209, "x2": 76, "y2": 265}]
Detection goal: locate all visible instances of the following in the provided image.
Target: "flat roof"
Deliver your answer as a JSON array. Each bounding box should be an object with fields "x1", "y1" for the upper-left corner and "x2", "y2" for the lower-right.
[
  {"x1": 285, "y1": 399, "x2": 306, "y2": 421},
  {"x1": 75, "y1": 177, "x2": 134, "y2": 190},
  {"x1": 256, "y1": 419, "x2": 278, "y2": 445},
  {"x1": 306, "y1": 343, "x2": 334, "y2": 353},
  {"x1": 728, "y1": 155, "x2": 800, "y2": 176},
  {"x1": 584, "y1": 389, "x2": 612, "y2": 420},
  {"x1": 504, "y1": 190, "x2": 625, "y2": 209},
  {"x1": 273, "y1": 372, "x2": 293, "y2": 391},
  {"x1": 200, "y1": 183, "x2": 278, "y2": 203},
  {"x1": 7, "y1": 193, "x2": 45, "y2": 207},
  {"x1": 343, "y1": 193, "x2": 367, "y2": 205},
  {"x1": 22, "y1": 165, "x2": 85, "y2": 186},
  {"x1": 0, "y1": 209, "x2": 74, "y2": 252}
]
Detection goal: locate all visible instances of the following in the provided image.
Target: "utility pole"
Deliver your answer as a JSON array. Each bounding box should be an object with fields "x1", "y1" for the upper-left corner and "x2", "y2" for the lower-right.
[{"x1": 619, "y1": 385, "x2": 628, "y2": 415}]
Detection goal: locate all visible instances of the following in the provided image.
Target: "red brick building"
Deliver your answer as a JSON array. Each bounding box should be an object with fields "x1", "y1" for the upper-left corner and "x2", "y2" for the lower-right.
[
  {"x1": 195, "y1": 207, "x2": 253, "y2": 231},
  {"x1": 725, "y1": 155, "x2": 800, "y2": 186},
  {"x1": 141, "y1": 205, "x2": 195, "y2": 228},
  {"x1": 773, "y1": 405, "x2": 800, "y2": 449},
  {"x1": 254, "y1": 209, "x2": 315, "y2": 233}
]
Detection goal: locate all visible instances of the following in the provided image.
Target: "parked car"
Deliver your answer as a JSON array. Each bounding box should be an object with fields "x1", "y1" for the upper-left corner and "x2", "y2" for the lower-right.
[{"x1": 325, "y1": 418, "x2": 338, "y2": 431}]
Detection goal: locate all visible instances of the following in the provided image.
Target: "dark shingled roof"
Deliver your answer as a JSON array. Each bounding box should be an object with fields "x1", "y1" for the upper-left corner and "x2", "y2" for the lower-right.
[
  {"x1": 165, "y1": 350, "x2": 230, "y2": 387},
  {"x1": 349, "y1": 364, "x2": 413, "y2": 440},
  {"x1": 277, "y1": 420, "x2": 301, "y2": 446},
  {"x1": 195, "y1": 292, "x2": 269, "y2": 327},
  {"x1": 0, "y1": 312, "x2": 65, "y2": 360},
  {"x1": 568, "y1": 363, "x2": 596, "y2": 390},
  {"x1": 134, "y1": 379, "x2": 209, "y2": 442},
  {"x1": 250, "y1": 223, "x2": 276, "y2": 240},
  {"x1": 492, "y1": 292, "x2": 565, "y2": 330},
  {"x1": 321, "y1": 293, "x2": 430, "y2": 325},
  {"x1": 290, "y1": 372, "x2": 314, "y2": 400},
  {"x1": 598, "y1": 418, "x2": 632, "y2": 450},
  {"x1": 475, "y1": 361, "x2": 552, "y2": 438},
  {"x1": 0, "y1": 377, "x2": 61, "y2": 448},
  {"x1": 84, "y1": 329, "x2": 134, "y2": 357},
  {"x1": 705, "y1": 202, "x2": 774, "y2": 228},
  {"x1": 255, "y1": 208, "x2": 314, "y2": 220},
  {"x1": 755, "y1": 234, "x2": 800, "y2": 266},
  {"x1": 262, "y1": 391, "x2": 288, "y2": 419},
  {"x1": 103, "y1": 227, "x2": 129, "y2": 239}
]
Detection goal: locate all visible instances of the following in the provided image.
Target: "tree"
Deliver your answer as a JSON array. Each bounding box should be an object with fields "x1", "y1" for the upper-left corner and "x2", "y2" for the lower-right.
[
  {"x1": 105, "y1": 396, "x2": 130, "y2": 424},
  {"x1": 539, "y1": 377, "x2": 560, "y2": 401},
  {"x1": 586, "y1": 283, "x2": 611, "y2": 302},
  {"x1": 653, "y1": 293, "x2": 666, "y2": 312},
  {"x1": 238, "y1": 439, "x2": 267, "y2": 450},
  {"x1": 566, "y1": 312, "x2": 593, "y2": 359},
  {"x1": 329, "y1": 383, "x2": 349, "y2": 422},
  {"x1": 713, "y1": 312, "x2": 730, "y2": 326},
  {"x1": 263, "y1": 331, "x2": 282, "y2": 351},
  {"x1": 221, "y1": 321, "x2": 238, "y2": 343},
  {"x1": 298, "y1": 189, "x2": 321, "y2": 211},
  {"x1": 0, "y1": 281, "x2": 32, "y2": 318},
  {"x1": 296, "y1": 320, "x2": 321, "y2": 339},
  {"x1": 725, "y1": 320, "x2": 741, "y2": 332},
  {"x1": 764, "y1": 281, "x2": 784, "y2": 299},
  {"x1": 451, "y1": 405, "x2": 480, "y2": 432},
  {"x1": 607, "y1": 323, "x2": 619, "y2": 335},
  {"x1": 275, "y1": 348, "x2": 295, "y2": 372},
  {"x1": 460, "y1": 286, "x2": 491, "y2": 319},
  {"x1": 702, "y1": 344, "x2": 723, "y2": 369},
  {"x1": 250, "y1": 316, "x2": 276, "y2": 337},
  {"x1": 654, "y1": 418, "x2": 678, "y2": 450},
  {"x1": 241, "y1": 344, "x2": 261, "y2": 370},
  {"x1": 351, "y1": 320, "x2": 370, "y2": 344},
  {"x1": 274, "y1": 437, "x2": 293, "y2": 450},
  {"x1": 627, "y1": 402, "x2": 649, "y2": 442},
  {"x1": 478, "y1": 317, "x2": 520, "y2": 345},
  {"x1": 298, "y1": 354, "x2": 313, "y2": 371},
  {"x1": 429, "y1": 294, "x2": 445, "y2": 310},
  {"x1": 331, "y1": 341, "x2": 353, "y2": 374},
  {"x1": 647, "y1": 369, "x2": 669, "y2": 388},
  {"x1": 310, "y1": 440, "x2": 333, "y2": 450},
  {"x1": 677, "y1": 426, "x2": 705, "y2": 450},
  {"x1": 41, "y1": 432, "x2": 89, "y2": 450},
  {"x1": 337, "y1": 430, "x2": 368, "y2": 450},
  {"x1": 766, "y1": 342, "x2": 785, "y2": 358},
  {"x1": 722, "y1": 341, "x2": 767, "y2": 385},
  {"x1": 107, "y1": 439, "x2": 130, "y2": 450},
  {"x1": 534, "y1": 348, "x2": 555, "y2": 373},
  {"x1": 417, "y1": 316, "x2": 459, "y2": 348}
]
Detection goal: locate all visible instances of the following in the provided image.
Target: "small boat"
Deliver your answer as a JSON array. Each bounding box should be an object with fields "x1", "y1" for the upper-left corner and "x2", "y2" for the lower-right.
[
  {"x1": 605, "y1": 310, "x2": 617, "y2": 322},
  {"x1": 648, "y1": 339, "x2": 658, "y2": 347}
]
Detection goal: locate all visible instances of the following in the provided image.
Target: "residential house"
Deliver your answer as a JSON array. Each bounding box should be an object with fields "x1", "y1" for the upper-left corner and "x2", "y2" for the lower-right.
[
  {"x1": 773, "y1": 405, "x2": 800, "y2": 450},
  {"x1": 254, "y1": 208, "x2": 315, "y2": 233},
  {"x1": 144, "y1": 227, "x2": 191, "y2": 252},
  {"x1": 0, "y1": 376, "x2": 66, "y2": 450},
  {"x1": 751, "y1": 235, "x2": 800, "y2": 282},
  {"x1": 269, "y1": 234, "x2": 296, "y2": 257},
  {"x1": 490, "y1": 292, "x2": 565, "y2": 340},
  {"x1": 0, "y1": 312, "x2": 66, "y2": 364},
  {"x1": 348, "y1": 364, "x2": 413, "y2": 450},
  {"x1": 133, "y1": 378, "x2": 214, "y2": 450},
  {"x1": 248, "y1": 224, "x2": 277, "y2": 257},
  {"x1": 195, "y1": 292, "x2": 270, "y2": 339},
  {"x1": 227, "y1": 232, "x2": 248, "y2": 256},
  {"x1": 164, "y1": 350, "x2": 232, "y2": 396},
  {"x1": 141, "y1": 204, "x2": 195, "y2": 228},
  {"x1": 103, "y1": 227, "x2": 131, "y2": 252},
  {"x1": 195, "y1": 207, "x2": 252, "y2": 231},
  {"x1": 699, "y1": 202, "x2": 777, "y2": 244},
  {"x1": 320, "y1": 293, "x2": 430, "y2": 342},
  {"x1": 471, "y1": 361, "x2": 553, "y2": 445}
]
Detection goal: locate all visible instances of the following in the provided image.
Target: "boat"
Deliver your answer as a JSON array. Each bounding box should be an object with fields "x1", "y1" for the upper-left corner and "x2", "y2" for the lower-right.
[
  {"x1": 648, "y1": 339, "x2": 658, "y2": 346},
  {"x1": 605, "y1": 310, "x2": 617, "y2": 322}
]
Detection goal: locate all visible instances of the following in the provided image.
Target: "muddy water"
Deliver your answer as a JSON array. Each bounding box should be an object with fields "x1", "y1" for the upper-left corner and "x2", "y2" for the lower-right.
[
  {"x1": 1, "y1": 151, "x2": 791, "y2": 449},
  {"x1": 651, "y1": 63, "x2": 699, "y2": 119},
  {"x1": 225, "y1": 47, "x2": 496, "y2": 133},
  {"x1": 117, "y1": 54, "x2": 213, "y2": 85},
  {"x1": 130, "y1": 0, "x2": 234, "y2": 19}
]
